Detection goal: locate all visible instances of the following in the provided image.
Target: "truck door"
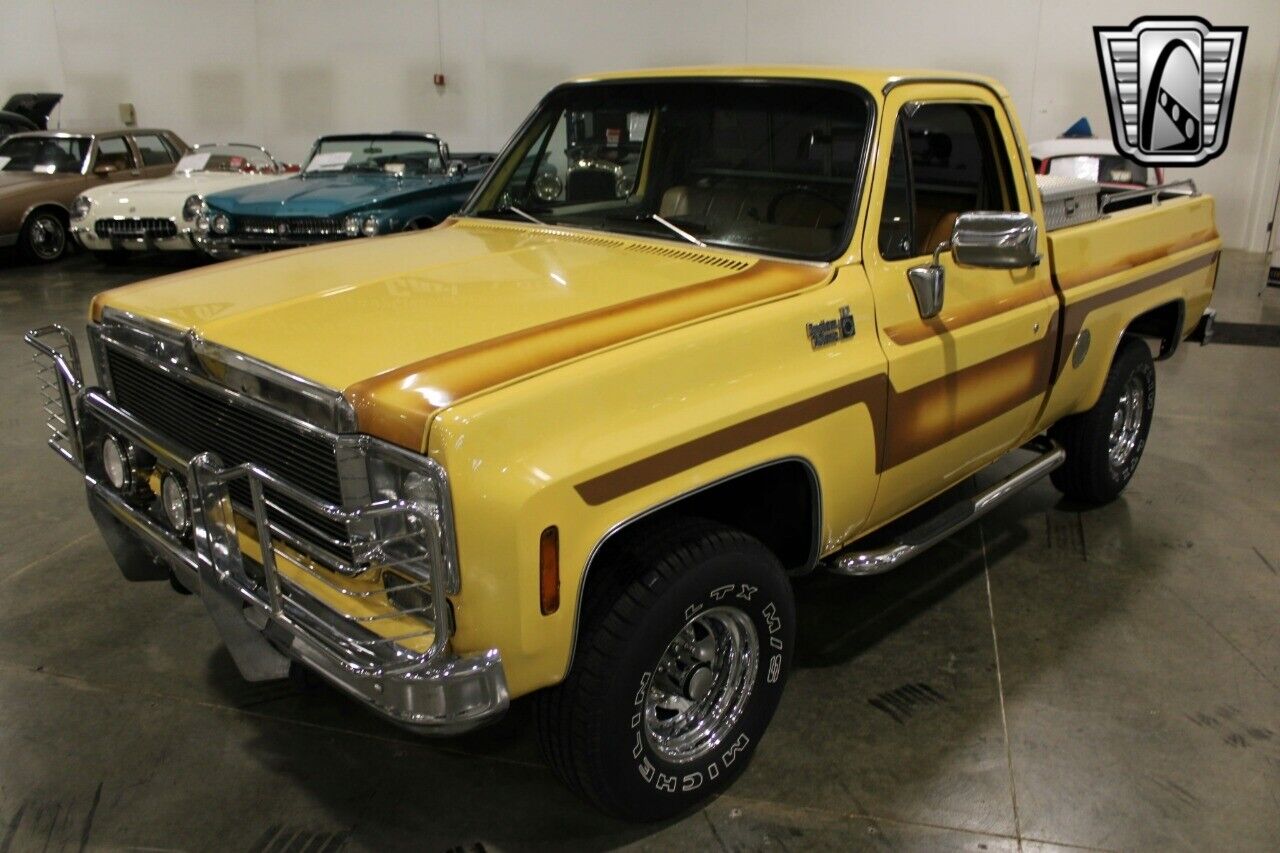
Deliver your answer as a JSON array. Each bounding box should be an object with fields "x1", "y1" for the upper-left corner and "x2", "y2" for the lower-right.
[{"x1": 863, "y1": 83, "x2": 1058, "y2": 526}]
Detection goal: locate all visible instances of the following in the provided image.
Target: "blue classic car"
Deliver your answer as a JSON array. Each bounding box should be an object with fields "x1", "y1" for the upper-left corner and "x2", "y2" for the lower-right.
[{"x1": 194, "y1": 132, "x2": 490, "y2": 257}]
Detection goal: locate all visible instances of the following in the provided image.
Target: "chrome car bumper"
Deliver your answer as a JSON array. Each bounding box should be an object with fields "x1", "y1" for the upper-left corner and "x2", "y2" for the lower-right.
[
  {"x1": 193, "y1": 232, "x2": 354, "y2": 259},
  {"x1": 25, "y1": 325, "x2": 509, "y2": 735}
]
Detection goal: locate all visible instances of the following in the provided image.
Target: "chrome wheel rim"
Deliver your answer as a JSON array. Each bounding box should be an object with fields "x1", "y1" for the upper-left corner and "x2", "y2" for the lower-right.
[
  {"x1": 643, "y1": 605, "x2": 758, "y2": 764},
  {"x1": 1107, "y1": 374, "x2": 1145, "y2": 470},
  {"x1": 29, "y1": 214, "x2": 66, "y2": 260}
]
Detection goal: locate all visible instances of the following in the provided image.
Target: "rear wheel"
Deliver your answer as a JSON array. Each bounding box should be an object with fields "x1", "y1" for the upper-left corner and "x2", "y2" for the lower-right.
[
  {"x1": 1050, "y1": 337, "x2": 1156, "y2": 503},
  {"x1": 535, "y1": 520, "x2": 794, "y2": 821},
  {"x1": 19, "y1": 210, "x2": 68, "y2": 263}
]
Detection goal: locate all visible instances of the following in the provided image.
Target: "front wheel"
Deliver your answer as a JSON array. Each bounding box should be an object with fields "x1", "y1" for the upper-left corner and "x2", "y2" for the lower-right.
[
  {"x1": 19, "y1": 211, "x2": 69, "y2": 263},
  {"x1": 535, "y1": 520, "x2": 794, "y2": 821},
  {"x1": 1050, "y1": 337, "x2": 1156, "y2": 503}
]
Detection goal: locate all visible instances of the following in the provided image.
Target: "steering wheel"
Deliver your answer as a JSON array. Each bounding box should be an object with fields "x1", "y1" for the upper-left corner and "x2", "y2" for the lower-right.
[{"x1": 766, "y1": 187, "x2": 843, "y2": 225}]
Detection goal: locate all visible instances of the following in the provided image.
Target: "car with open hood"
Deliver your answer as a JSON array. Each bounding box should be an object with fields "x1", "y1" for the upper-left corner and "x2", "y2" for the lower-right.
[
  {"x1": 0, "y1": 127, "x2": 188, "y2": 262},
  {"x1": 194, "y1": 132, "x2": 489, "y2": 257},
  {"x1": 0, "y1": 93, "x2": 62, "y2": 141},
  {"x1": 72, "y1": 143, "x2": 295, "y2": 261}
]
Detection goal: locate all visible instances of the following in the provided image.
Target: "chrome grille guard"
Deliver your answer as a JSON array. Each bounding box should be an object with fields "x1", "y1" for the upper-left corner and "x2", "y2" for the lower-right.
[{"x1": 25, "y1": 324, "x2": 508, "y2": 734}]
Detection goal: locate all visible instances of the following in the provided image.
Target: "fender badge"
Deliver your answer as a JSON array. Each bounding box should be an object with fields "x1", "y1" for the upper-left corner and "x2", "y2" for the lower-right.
[{"x1": 807, "y1": 306, "x2": 856, "y2": 349}]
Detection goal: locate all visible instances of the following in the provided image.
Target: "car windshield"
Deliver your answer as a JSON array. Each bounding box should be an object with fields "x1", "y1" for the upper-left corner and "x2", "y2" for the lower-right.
[
  {"x1": 180, "y1": 144, "x2": 277, "y2": 174},
  {"x1": 464, "y1": 79, "x2": 871, "y2": 260},
  {"x1": 305, "y1": 136, "x2": 444, "y2": 176},
  {"x1": 0, "y1": 135, "x2": 90, "y2": 173},
  {"x1": 1048, "y1": 154, "x2": 1151, "y2": 186}
]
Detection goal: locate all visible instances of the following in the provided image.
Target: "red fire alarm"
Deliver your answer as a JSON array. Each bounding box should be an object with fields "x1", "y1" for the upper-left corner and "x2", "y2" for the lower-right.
[{"x1": 433, "y1": 73, "x2": 446, "y2": 87}]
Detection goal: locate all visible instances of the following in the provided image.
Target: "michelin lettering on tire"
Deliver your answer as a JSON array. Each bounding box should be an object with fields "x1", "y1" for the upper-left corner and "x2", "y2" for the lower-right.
[{"x1": 630, "y1": 584, "x2": 786, "y2": 795}]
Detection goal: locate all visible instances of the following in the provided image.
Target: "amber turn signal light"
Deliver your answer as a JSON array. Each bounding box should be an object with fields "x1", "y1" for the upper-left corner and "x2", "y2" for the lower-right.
[{"x1": 540, "y1": 526, "x2": 560, "y2": 615}]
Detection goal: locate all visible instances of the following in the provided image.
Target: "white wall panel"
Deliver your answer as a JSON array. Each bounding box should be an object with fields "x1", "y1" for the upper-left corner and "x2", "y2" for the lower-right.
[{"x1": 0, "y1": 0, "x2": 1276, "y2": 248}]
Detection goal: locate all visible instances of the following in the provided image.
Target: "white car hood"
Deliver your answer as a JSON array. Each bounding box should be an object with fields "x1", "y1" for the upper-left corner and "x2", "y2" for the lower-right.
[{"x1": 84, "y1": 171, "x2": 286, "y2": 218}]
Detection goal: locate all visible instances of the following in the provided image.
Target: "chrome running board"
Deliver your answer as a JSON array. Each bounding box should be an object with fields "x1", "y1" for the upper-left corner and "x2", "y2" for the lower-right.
[{"x1": 827, "y1": 439, "x2": 1065, "y2": 577}]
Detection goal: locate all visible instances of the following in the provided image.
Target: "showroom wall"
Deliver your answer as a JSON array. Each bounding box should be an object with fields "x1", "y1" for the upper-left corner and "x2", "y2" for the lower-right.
[{"x1": 3, "y1": 0, "x2": 1278, "y2": 250}]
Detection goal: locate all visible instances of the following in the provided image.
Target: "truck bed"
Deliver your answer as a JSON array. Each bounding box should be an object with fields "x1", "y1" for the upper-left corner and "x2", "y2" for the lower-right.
[{"x1": 1035, "y1": 192, "x2": 1220, "y2": 430}]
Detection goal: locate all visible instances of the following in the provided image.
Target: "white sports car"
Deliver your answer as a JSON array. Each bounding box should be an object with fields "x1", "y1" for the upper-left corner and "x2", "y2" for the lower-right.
[{"x1": 71, "y1": 143, "x2": 294, "y2": 259}]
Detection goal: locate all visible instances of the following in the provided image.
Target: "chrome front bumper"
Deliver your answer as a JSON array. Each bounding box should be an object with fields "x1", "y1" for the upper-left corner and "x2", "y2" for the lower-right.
[
  {"x1": 26, "y1": 325, "x2": 509, "y2": 734},
  {"x1": 192, "y1": 231, "x2": 354, "y2": 259}
]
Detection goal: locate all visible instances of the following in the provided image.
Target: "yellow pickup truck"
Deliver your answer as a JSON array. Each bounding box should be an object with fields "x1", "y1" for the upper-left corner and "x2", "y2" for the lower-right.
[{"x1": 27, "y1": 67, "x2": 1219, "y2": 820}]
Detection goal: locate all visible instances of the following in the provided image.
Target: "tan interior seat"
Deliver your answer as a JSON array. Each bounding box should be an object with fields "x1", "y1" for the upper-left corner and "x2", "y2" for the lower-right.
[{"x1": 921, "y1": 211, "x2": 958, "y2": 255}]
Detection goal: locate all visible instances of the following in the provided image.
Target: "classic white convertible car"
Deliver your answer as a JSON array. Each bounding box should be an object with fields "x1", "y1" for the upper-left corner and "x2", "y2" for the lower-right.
[{"x1": 71, "y1": 143, "x2": 294, "y2": 260}]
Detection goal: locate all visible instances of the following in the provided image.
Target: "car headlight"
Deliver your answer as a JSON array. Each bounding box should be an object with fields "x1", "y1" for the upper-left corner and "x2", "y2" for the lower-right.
[
  {"x1": 182, "y1": 194, "x2": 202, "y2": 222},
  {"x1": 211, "y1": 213, "x2": 230, "y2": 234},
  {"x1": 72, "y1": 195, "x2": 92, "y2": 220},
  {"x1": 362, "y1": 216, "x2": 380, "y2": 237},
  {"x1": 343, "y1": 215, "x2": 361, "y2": 237},
  {"x1": 353, "y1": 441, "x2": 459, "y2": 596}
]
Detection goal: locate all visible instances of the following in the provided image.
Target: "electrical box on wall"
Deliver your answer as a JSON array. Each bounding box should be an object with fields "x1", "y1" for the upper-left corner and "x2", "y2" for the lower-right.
[
  {"x1": 118, "y1": 102, "x2": 136, "y2": 127},
  {"x1": 433, "y1": 73, "x2": 445, "y2": 87}
]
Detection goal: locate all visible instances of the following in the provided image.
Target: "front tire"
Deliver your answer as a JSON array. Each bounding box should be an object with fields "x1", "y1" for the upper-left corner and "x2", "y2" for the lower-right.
[
  {"x1": 1050, "y1": 337, "x2": 1156, "y2": 503},
  {"x1": 19, "y1": 210, "x2": 69, "y2": 263},
  {"x1": 535, "y1": 520, "x2": 794, "y2": 821}
]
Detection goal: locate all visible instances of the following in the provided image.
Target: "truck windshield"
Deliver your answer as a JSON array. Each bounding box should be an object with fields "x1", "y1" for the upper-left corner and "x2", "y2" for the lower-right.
[
  {"x1": 464, "y1": 80, "x2": 871, "y2": 260},
  {"x1": 304, "y1": 136, "x2": 444, "y2": 176},
  {"x1": 0, "y1": 135, "x2": 90, "y2": 173}
]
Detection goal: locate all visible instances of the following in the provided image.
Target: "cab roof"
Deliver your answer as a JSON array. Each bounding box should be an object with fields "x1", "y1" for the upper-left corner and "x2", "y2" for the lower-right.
[{"x1": 569, "y1": 66, "x2": 1010, "y2": 99}]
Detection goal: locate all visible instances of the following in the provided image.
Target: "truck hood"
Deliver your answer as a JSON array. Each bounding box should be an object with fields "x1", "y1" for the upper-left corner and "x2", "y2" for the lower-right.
[
  {"x1": 94, "y1": 219, "x2": 832, "y2": 448},
  {"x1": 204, "y1": 172, "x2": 458, "y2": 217}
]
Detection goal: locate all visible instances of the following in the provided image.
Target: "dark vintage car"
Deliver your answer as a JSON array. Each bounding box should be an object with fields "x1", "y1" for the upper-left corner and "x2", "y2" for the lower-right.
[
  {"x1": 195, "y1": 132, "x2": 491, "y2": 257},
  {"x1": 0, "y1": 127, "x2": 189, "y2": 263}
]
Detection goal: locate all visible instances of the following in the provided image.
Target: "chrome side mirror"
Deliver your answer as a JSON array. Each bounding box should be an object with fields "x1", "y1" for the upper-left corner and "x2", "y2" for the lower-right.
[
  {"x1": 950, "y1": 211, "x2": 1040, "y2": 269},
  {"x1": 446, "y1": 161, "x2": 467, "y2": 178},
  {"x1": 908, "y1": 249, "x2": 946, "y2": 319}
]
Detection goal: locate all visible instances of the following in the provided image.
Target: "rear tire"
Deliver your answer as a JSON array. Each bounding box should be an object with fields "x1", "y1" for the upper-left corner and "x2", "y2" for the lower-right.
[
  {"x1": 19, "y1": 210, "x2": 68, "y2": 263},
  {"x1": 535, "y1": 519, "x2": 795, "y2": 821},
  {"x1": 1050, "y1": 337, "x2": 1156, "y2": 503}
]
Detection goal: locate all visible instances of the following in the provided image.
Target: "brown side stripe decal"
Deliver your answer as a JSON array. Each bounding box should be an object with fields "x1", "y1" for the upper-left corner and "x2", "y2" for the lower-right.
[
  {"x1": 345, "y1": 259, "x2": 833, "y2": 449},
  {"x1": 575, "y1": 374, "x2": 889, "y2": 507},
  {"x1": 881, "y1": 311, "x2": 1058, "y2": 470},
  {"x1": 575, "y1": 247, "x2": 1218, "y2": 506},
  {"x1": 883, "y1": 282, "x2": 1046, "y2": 346},
  {"x1": 1054, "y1": 229, "x2": 1218, "y2": 290},
  {"x1": 1052, "y1": 249, "x2": 1218, "y2": 381}
]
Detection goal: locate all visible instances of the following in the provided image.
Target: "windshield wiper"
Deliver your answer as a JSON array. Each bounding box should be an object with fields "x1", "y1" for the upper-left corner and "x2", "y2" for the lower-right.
[
  {"x1": 650, "y1": 214, "x2": 706, "y2": 248},
  {"x1": 504, "y1": 204, "x2": 546, "y2": 226}
]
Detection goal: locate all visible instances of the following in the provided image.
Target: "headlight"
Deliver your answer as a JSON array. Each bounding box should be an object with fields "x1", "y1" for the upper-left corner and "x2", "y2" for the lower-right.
[
  {"x1": 211, "y1": 213, "x2": 230, "y2": 234},
  {"x1": 362, "y1": 216, "x2": 380, "y2": 237},
  {"x1": 72, "y1": 195, "x2": 92, "y2": 220},
  {"x1": 195, "y1": 214, "x2": 210, "y2": 233},
  {"x1": 160, "y1": 473, "x2": 191, "y2": 535},
  {"x1": 181, "y1": 194, "x2": 202, "y2": 222},
  {"x1": 343, "y1": 215, "x2": 361, "y2": 237},
  {"x1": 101, "y1": 435, "x2": 132, "y2": 491},
  {"x1": 354, "y1": 441, "x2": 459, "y2": 596}
]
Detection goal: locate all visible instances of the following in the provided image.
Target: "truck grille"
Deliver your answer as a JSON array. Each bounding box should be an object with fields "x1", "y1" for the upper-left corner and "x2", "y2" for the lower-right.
[
  {"x1": 235, "y1": 216, "x2": 344, "y2": 237},
  {"x1": 95, "y1": 218, "x2": 179, "y2": 239},
  {"x1": 104, "y1": 346, "x2": 353, "y2": 564}
]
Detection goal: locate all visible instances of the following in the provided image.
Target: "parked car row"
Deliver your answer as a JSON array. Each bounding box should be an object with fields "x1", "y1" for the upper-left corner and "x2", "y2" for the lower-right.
[{"x1": 0, "y1": 124, "x2": 492, "y2": 264}]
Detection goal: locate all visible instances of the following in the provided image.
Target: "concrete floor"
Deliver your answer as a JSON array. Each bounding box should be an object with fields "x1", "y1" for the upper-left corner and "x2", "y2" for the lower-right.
[{"x1": 0, "y1": 247, "x2": 1277, "y2": 852}]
